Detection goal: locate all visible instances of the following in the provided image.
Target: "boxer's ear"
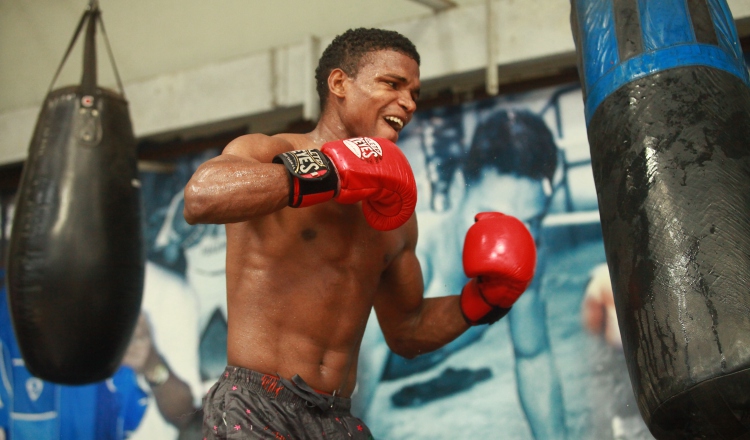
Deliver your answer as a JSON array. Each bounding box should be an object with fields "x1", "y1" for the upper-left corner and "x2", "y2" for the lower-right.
[{"x1": 328, "y1": 68, "x2": 348, "y2": 99}]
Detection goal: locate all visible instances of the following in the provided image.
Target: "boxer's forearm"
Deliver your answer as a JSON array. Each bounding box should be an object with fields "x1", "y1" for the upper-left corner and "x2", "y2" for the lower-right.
[
  {"x1": 382, "y1": 295, "x2": 469, "y2": 359},
  {"x1": 184, "y1": 159, "x2": 289, "y2": 224}
]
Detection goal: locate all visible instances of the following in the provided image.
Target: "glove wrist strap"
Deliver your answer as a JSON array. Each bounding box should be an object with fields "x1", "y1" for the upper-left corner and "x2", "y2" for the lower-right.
[
  {"x1": 460, "y1": 279, "x2": 511, "y2": 326},
  {"x1": 273, "y1": 149, "x2": 339, "y2": 208}
]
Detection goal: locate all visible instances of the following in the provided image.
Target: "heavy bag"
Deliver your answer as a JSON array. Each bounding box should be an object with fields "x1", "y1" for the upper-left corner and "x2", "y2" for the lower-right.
[
  {"x1": 7, "y1": 3, "x2": 144, "y2": 384},
  {"x1": 570, "y1": 1, "x2": 750, "y2": 439}
]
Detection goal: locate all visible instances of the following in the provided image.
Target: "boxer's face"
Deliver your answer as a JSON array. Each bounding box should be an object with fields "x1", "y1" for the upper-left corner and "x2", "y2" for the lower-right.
[{"x1": 338, "y1": 50, "x2": 420, "y2": 142}]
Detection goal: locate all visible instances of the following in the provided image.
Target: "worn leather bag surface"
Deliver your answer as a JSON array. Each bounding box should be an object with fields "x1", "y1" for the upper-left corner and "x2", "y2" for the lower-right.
[{"x1": 7, "y1": 3, "x2": 144, "y2": 384}]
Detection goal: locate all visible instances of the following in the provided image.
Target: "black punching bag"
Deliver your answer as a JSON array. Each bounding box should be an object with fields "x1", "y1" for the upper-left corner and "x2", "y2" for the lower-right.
[
  {"x1": 7, "y1": 2, "x2": 144, "y2": 384},
  {"x1": 570, "y1": 1, "x2": 750, "y2": 439}
]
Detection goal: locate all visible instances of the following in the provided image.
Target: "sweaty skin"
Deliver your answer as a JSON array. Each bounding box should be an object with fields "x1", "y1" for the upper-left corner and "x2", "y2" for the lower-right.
[{"x1": 183, "y1": 50, "x2": 470, "y2": 397}]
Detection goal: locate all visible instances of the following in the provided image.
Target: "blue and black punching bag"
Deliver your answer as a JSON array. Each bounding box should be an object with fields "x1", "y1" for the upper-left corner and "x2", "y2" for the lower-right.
[
  {"x1": 570, "y1": 1, "x2": 750, "y2": 439},
  {"x1": 7, "y1": 2, "x2": 144, "y2": 384}
]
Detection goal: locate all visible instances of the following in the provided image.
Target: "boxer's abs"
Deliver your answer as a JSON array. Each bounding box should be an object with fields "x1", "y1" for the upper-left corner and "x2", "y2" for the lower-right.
[
  {"x1": 224, "y1": 252, "x2": 383, "y2": 396},
  {"x1": 224, "y1": 207, "x2": 403, "y2": 396},
  {"x1": 227, "y1": 312, "x2": 364, "y2": 396}
]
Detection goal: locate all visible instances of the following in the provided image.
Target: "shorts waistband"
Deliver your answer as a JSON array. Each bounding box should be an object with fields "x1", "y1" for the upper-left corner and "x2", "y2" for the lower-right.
[{"x1": 220, "y1": 366, "x2": 351, "y2": 412}]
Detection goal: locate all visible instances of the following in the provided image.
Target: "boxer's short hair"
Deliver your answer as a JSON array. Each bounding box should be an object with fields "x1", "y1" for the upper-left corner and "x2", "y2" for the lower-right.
[{"x1": 316, "y1": 28, "x2": 420, "y2": 110}]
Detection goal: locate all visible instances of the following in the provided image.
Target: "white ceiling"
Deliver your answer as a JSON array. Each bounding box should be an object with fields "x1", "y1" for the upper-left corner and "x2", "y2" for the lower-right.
[{"x1": 0, "y1": 0, "x2": 486, "y2": 114}]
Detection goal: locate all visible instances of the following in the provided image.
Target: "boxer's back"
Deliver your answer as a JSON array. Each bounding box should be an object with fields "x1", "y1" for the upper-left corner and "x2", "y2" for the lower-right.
[{"x1": 225, "y1": 200, "x2": 410, "y2": 396}]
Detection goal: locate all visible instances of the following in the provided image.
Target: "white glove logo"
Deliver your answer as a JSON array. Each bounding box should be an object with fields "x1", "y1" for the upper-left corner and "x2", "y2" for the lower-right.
[{"x1": 343, "y1": 138, "x2": 383, "y2": 163}]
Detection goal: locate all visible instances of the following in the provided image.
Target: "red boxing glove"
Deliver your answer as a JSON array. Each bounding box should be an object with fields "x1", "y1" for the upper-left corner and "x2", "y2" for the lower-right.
[
  {"x1": 323, "y1": 137, "x2": 417, "y2": 231},
  {"x1": 274, "y1": 137, "x2": 417, "y2": 231},
  {"x1": 459, "y1": 212, "x2": 537, "y2": 325}
]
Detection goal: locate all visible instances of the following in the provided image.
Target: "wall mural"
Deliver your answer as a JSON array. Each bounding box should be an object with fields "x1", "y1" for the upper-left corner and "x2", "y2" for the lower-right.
[
  {"x1": 357, "y1": 84, "x2": 643, "y2": 440},
  {"x1": 0, "y1": 81, "x2": 656, "y2": 439}
]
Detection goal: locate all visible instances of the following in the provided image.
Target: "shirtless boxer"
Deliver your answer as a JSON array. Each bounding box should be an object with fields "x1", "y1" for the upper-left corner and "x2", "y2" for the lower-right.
[{"x1": 183, "y1": 28, "x2": 537, "y2": 439}]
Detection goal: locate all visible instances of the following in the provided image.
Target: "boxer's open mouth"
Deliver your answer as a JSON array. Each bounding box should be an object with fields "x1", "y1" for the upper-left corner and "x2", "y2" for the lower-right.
[{"x1": 385, "y1": 116, "x2": 404, "y2": 131}]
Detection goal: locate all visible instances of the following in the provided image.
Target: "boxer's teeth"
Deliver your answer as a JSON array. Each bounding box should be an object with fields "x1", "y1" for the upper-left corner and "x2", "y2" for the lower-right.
[{"x1": 385, "y1": 116, "x2": 404, "y2": 130}]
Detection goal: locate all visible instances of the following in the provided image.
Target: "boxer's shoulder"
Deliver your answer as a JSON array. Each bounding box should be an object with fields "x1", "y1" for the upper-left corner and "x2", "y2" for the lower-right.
[
  {"x1": 221, "y1": 133, "x2": 301, "y2": 161},
  {"x1": 271, "y1": 133, "x2": 315, "y2": 151}
]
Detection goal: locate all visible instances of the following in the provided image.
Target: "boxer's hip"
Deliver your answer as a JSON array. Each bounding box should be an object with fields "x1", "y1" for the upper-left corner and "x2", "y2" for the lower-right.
[{"x1": 202, "y1": 366, "x2": 373, "y2": 439}]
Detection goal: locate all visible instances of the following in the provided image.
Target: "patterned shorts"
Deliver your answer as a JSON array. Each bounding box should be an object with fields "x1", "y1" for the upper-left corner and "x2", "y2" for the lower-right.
[{"x1": 202, "y1": 366, "x2": 373, "y2": 439}]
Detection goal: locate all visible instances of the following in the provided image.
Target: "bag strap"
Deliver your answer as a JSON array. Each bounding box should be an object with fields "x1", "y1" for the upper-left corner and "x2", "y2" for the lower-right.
[
  {"x1": 47, "y1": 0, "x2": 126, "y2": 97},
  {"x1": 98, "y1": 10, "x2": 125, "y2": 95},
  {"x1": 47, "y1": 7, "x2": 89, "y2": 93},
  {"x1": 80, "y1": 6, "x2": 98, "y2": 96}
]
